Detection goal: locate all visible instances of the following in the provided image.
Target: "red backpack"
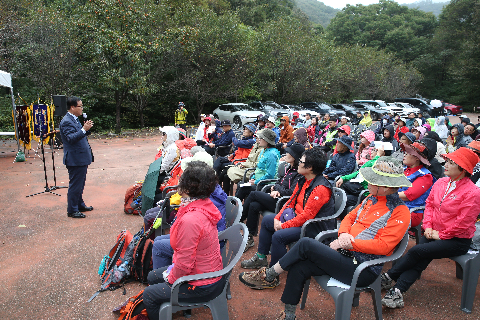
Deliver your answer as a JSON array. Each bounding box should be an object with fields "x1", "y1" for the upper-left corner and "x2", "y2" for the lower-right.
[
  {"x1": 124, "y1": 182, "x2": 143, "y2": 215},
  {"x1": 113, "y1": 290, "x2": 149, "y2": 320}
]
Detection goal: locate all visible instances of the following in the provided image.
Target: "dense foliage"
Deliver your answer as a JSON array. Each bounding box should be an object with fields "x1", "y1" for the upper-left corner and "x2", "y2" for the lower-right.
[{"x1": 0, "y1": 0, "x2": 477, "y2": 133}]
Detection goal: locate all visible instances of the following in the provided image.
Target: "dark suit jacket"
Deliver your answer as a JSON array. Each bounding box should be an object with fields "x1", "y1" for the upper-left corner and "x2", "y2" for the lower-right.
[{"x1": 60, "y1": 113, "x2": 93, "y2": 167}]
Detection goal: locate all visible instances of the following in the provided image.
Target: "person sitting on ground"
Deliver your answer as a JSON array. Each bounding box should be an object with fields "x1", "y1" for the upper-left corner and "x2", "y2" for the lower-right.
[
  {"x1": 239, "y1": 156, "x2": 411, "y2": 320},
  {"x1": 239, "y1": 148, "x2": 336, "y2": 280},
  {"x1": 276, "y1": 116, "x2": 294, "y2": 153},
  {"x1": 151, "y1": 155, "x2": 227, "y2": 270},
  {"x1": 466, "y1": 140, "x2": 480, "y2": 186},
  {"x1": 411, "y1": 126, "x2": 426, "y2": 141},
  {"x1": 143, "y1": 162, "x2": 226, "y2": 320},
  {"x1": 235, "y1": 129, "x2": 280, "y2": 201},
  {"x1": 405, "y1": 112, "x2": 416, "y2": 128},
  {"x1": 446, "y1": 123, "x2": 472, "y2": 153},
  {"x1": 381, "y1": 147, "x2": 480, "y2": 310},
  {"x1": 359, "y1": 111, "x2": 372, "y2": 127},
  {"x1": 203, "y1": 119, "x2": 235, "y2": 156},
  {"x1": 322, "y1": 136, "x2": 356, "y2": 182},
  {"x1": 424, "y1": 131, "x2": 446, "y2": 164},
  {"x1": 398, "y1": 142, "x2": 435, "y2": 228},
  {"x1": 356, "y1": 130, "x2": 376, "y2": 166},
  {"x1": 394, "y1": 118, "x2": 409, "y2": 142},
  {"x1": 306, "y1": 116, "x2": 320, "y2": 143},
  {"x1": 241, "y1": 143, "x2": 304, "y2": 252},
  {"x1": 265, "y1": 116, "x2": 280, "y2": 143},
  {"x1": 213, "y1": 124, "x2": 255, "y2": 176}
]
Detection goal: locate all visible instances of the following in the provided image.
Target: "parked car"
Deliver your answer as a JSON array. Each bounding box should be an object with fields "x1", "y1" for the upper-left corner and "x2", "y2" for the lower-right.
[
  {"x1": 444, "y1": 102, "x2": 463, "y2": 115},
  {"x1": 299, "y1": 102, "x2": 346, "y2": 118},
  {"x1": 385, "y1": 102, "x2": 420, "y2": 117},
  {"x1": 213, "y1": 103, "x2": 260, "y2": 130},
  {"x1": 331, "y1": 104, "x2": 359, "y2": 120},
  {"x1": 351, "y1": 102, "x2": 389, "y2": 121},
  {"x1": 248, "y1": 101, "x2": 291, "y2": 120},
  {"x1": 285, "y1": 104, "x2": 319, "y2": 121},
  {"x1": 394, "y1": 98, "x2": 434, "y2": 117}
]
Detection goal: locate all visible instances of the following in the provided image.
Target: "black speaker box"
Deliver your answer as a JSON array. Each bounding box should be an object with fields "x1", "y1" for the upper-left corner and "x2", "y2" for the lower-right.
[{"x1": 52, "y1": 95, "x2": 67, "y2": 116}]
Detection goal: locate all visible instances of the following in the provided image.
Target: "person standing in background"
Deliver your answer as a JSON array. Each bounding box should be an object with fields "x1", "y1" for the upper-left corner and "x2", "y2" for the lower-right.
[
  {"x1": 59, "y1": 96, "x2": 94, "y2": 218},
  {"x1": 175, "y1": 102, "x2": 188, "y2": 131}
]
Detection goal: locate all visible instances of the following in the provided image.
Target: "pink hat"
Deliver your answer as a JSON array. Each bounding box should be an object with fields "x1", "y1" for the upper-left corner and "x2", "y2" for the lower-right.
[{"x1": 360, "y1": 130, "x2": 375, "y2": 144}]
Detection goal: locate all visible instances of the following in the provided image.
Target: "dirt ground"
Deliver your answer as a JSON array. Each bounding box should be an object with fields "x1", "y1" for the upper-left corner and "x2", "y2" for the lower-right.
[{"x1": 1, "y1": 114, "x2": 480, "y2": 320}]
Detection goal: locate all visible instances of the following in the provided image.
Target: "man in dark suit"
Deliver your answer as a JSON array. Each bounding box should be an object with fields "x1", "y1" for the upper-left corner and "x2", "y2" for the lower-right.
[{"x1": 59, "y1": 97, "x2": 94, "y2": 218}]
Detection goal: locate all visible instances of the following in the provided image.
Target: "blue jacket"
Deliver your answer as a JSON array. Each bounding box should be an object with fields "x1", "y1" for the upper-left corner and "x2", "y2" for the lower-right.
[
  {"x1": 398, "y1": 167, "x2": 436, "y2": 212},
  {"x1": 272, "y1": 127, "x2": 281, "y2": 144},
  {"x1": 232, "y1": 136, "x2": 255, "y2": 149},
  {"x1": 252, "y1": 147, "x2": 280, "y2": 184},
  {"x1": 214, "y1": 129, "x2": 235, "y2": 147},
  {"x1": 323, "y1": 151, "x2": 356, "y2": 180},
  {"x1": 210, "y1": 184, "x2": 227, "y2": 233},
  {"x1": 59, "y1": 113, "x2": 92, "y2": 167}
]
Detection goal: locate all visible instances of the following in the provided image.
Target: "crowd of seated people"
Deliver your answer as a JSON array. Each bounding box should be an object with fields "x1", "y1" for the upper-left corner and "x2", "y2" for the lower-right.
[{"x1": 132, "y1": 110, "x2": 480, "y2": 319}]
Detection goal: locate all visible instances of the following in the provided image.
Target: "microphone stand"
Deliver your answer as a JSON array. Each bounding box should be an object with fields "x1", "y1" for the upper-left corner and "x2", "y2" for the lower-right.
[{"x1": 26, "y1": 131, "x2": 66, "y2": 197}]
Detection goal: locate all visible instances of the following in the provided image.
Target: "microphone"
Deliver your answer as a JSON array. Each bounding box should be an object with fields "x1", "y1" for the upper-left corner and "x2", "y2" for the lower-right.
[{"x1": 83, "y1": 113, "x2": 87, "y2": 120}]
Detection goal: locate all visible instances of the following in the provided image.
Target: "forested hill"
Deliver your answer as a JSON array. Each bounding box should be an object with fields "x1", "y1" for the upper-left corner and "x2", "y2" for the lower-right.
[
  {"x1": 294, "y1": 0, "x2": 340, "y2": 27},
  {"x1": 402, "y1": 0, "x2": 450, "y2": 16}
]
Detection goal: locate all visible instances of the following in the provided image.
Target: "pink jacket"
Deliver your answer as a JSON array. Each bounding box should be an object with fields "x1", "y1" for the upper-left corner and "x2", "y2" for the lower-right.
[
  {"x1": 169, "y1": 198, "x2": 223, "y2": 286},
  {"x1": 423, "y1": 177, "x2": 480, "y2": 240}
]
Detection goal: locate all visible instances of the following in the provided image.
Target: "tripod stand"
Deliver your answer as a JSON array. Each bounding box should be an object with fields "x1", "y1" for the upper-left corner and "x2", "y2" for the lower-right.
[{"x1": 26, "y1": 131, "x2": 67, "y2": 197}]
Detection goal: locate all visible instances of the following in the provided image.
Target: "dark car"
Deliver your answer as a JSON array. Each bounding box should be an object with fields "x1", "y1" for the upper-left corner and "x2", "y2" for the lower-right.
[
  {"x1": 444, "y1": 102, "x2": 463, "y2": 115},
  {"x1": 331, "y1": 104, "x2": 359, "y2": 119},
  {"x1": 299, "y1": 102, "x2": 346, "y2": 118},
  {"x1": 351, "y1": 103, "x2": 389, "y2": 121},
  {"x1": 394, "y1": 98, "x2": 434, "y2": 117}
]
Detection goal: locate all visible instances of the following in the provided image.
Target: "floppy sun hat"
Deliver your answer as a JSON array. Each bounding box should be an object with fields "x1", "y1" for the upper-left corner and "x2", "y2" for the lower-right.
[
  {"x1": 441, "y1": 147, "x2": 479, "y2": 175},
  {"x1": 359, "y1": 156, "x2": 412, "y2": 188},
  {"x1": 468, "y1": 140, "x2": 480, "y2": 155},
  {"x1": 256, "y1": 128, "x2": 276, "y2": 145},
  {"x1": 401, "y1": 142, "x2": 430, "y2": 166},
  {"x1": 337, "y1": 136, "x2": 353, "y2": 151}
]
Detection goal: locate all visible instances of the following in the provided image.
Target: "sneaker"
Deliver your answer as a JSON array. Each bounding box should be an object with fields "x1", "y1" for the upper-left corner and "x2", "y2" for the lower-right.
[
  {"x1": 241, "y1": 254, "x2": 268, "y2": 269},
  {"x1": 380, "y1": 273, "x2": 394, "y2": 290},
  {"x1": 239, "y1": 267, "x2": 280, "y2": 290},
  {"x1": 382, "y1": 288, "x2": 404, "y2": 308},
  {"x1": 244, "y1": 235, "x2": 255, "y2": 253},
  {"x1": 275, "y1": 311, "x2": 296, "y2": 320}
]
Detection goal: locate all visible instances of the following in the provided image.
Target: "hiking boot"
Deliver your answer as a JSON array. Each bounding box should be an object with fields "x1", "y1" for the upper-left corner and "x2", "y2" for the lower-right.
[
  {"x1": 241, "y1": 254, "x2": 268, "y2": 269},
  {"x1": 380, "y1": 273, "x2": 394, "y2": 290},
  {"x1": 382, "y1": 288, "x2": 404, "y2": 308},
  {"x1": 275, "y1": 311, "x2": 296, "y2": 320},
  {"x1": 244, "y1": 235, "x2": 255, "y2": 253},
  {"x1": 239, "y1": 267, "x2": 280, "y2": 290}
]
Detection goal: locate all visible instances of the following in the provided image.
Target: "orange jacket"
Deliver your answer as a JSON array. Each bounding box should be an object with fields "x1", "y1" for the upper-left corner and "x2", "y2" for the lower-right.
[
  {"x1": 280, "y1": 116, "x2": 294, "y2": 143},
  {"x1": 339, "y1": 194, "x2": 410, "y2": 256}
]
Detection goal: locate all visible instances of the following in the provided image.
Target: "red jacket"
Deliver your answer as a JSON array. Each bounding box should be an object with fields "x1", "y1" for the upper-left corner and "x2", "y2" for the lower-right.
[
  {"x1": 423, "y1": 177, "x2": 480, "y2": 240},
  {"x1": 169, "y1": 198, "x2": 223, "y2": 286}
]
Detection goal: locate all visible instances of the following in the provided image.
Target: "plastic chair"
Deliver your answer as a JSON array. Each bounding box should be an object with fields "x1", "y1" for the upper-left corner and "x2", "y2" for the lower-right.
[
  {"x1": 450, "y1": 252, "x2": 480, "y2": 313},
  {"x1": 408, "y1": 206, "x2": 425, "y2": 245},
  {"x1": 158, "y1": 223, "x2": 248, "y2": 320},
  {"x1": 299, "y1": 187, "x2": 346, "y2": 238},
  {"x1": 225, "y1": 196, "x2": 242, "y2": 228},
  {"x1": 299, "y1": 230, "x2": 410, "y2": 320}
]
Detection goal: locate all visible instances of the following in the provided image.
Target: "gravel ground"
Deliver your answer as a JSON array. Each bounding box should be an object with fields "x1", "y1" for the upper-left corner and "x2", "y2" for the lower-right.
[{"x1": 1, "y1": 113, "x2": 479, "y2": 320}]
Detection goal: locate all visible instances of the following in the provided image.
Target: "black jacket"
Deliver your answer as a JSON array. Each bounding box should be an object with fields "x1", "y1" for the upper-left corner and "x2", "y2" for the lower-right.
[{"x1": 272, "y1": 164, "x2": 302, "y2": 197}]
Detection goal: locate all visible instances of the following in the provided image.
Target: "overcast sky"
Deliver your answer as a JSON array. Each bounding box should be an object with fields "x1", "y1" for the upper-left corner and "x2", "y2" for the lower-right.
[{"x1": 321, "y1": 0, "x2": 436, "y2": 9}]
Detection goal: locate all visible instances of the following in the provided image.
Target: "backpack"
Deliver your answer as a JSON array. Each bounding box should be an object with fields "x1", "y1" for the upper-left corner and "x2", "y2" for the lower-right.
[
  {"x1": 124, "y1": 182, "x2": 143, "y2": 215},
  {"x1": 113, "y1": 290, "x2": 149, "y2": 320},
  {"x1": 131, "y1": 235, "x2": 154, "y2": 284},
  {"x1": 89, "y1": 230, "x2": 136, "y2": 302}
]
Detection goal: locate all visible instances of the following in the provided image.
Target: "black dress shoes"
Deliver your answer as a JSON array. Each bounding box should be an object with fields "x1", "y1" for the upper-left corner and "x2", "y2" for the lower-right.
[
  {"x1": 67, "y1": 211, "x2": 86, "y2": 218},
  {"x1": 79, "y1": 206, "x2": 94, "y2": 212}
]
